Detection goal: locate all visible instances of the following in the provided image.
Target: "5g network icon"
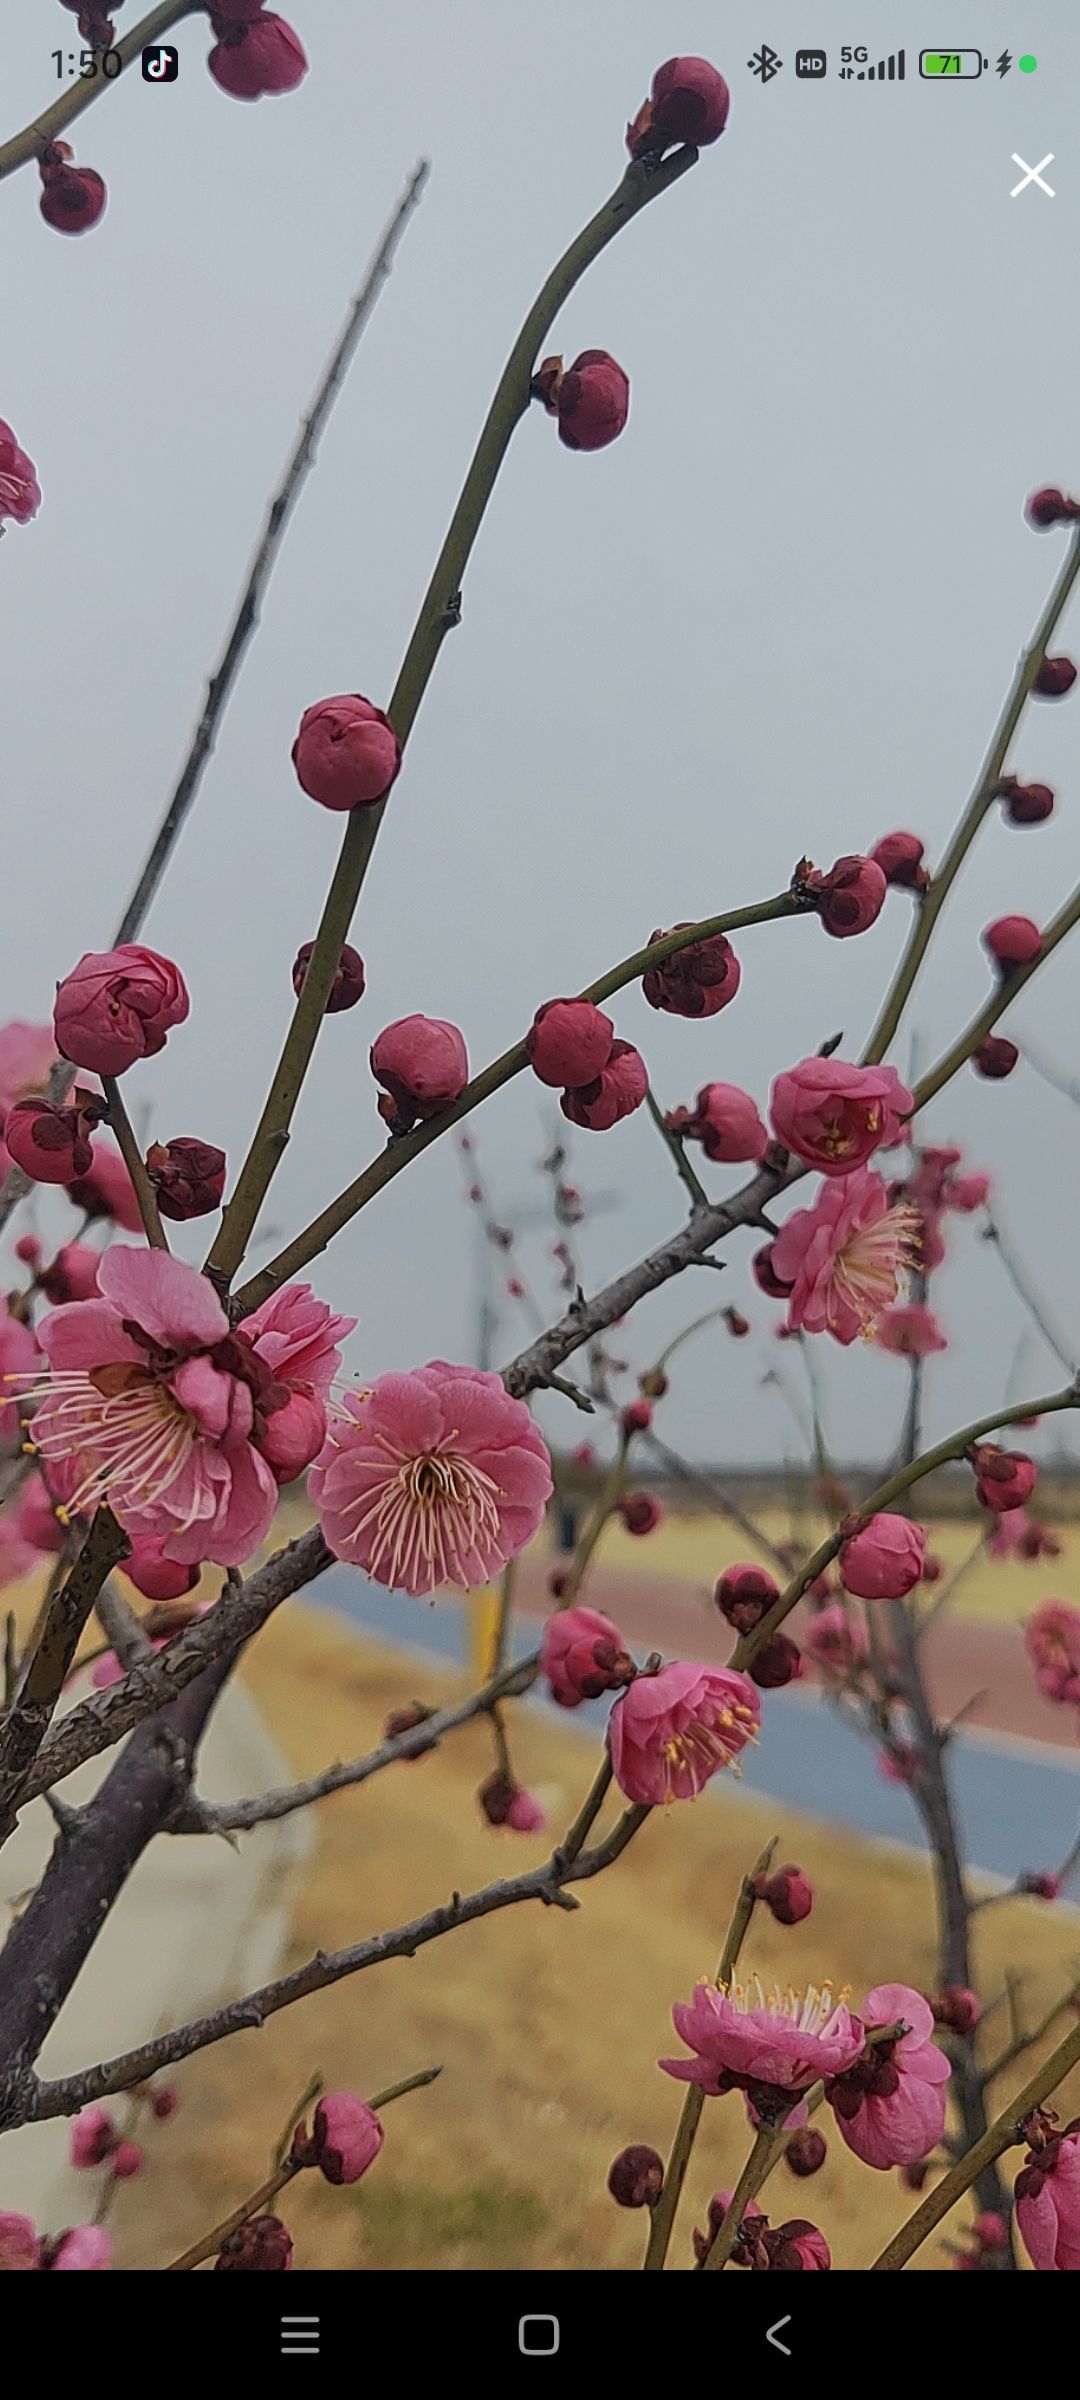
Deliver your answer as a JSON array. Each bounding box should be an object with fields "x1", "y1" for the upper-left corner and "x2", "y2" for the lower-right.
[{"x1": 142, "y1": 44, "x2": 179, "y2": 81}]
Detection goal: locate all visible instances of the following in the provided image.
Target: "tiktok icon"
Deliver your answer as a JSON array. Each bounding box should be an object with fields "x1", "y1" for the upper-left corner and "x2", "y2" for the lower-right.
[{"x1": 141, "y1": 44, "x2": 180, "y2": 81}]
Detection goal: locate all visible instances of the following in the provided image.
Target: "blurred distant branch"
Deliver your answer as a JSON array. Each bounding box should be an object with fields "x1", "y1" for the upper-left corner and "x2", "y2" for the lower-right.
[
  {"x1": 983, "y1": 1210, "x2": 1078, "y2": 1376},
  {"x1": 1016, "y1": 1030, "x2": 1080, "y2": 1108}
]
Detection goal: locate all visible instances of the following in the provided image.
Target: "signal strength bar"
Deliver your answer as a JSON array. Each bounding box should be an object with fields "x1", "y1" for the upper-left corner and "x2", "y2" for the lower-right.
[{"x1": 860, "y1": 49, "x2": 905, "y2": 80}]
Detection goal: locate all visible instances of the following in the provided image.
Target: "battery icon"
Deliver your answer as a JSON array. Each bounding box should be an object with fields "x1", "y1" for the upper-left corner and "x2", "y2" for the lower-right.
[{"x1": 919, "y1": 49, "x2": 985, "y2": 78}]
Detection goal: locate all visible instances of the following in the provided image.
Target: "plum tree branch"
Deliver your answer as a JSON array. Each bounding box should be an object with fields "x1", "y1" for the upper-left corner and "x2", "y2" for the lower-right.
[{"x1": 0, "y1": 3, "x2": 200, "y2": 179}]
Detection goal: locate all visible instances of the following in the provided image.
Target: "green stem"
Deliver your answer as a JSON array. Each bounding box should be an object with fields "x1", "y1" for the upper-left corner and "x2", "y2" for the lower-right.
[
  {"x1": 231, "y1": 891, "x2": 797, "y2": 1317},
  {"x1": 733, "y1": 1386, "x2": 1080, "y2": 1672},
  {"x1": 559, "y1": 1755, "x2": 614, "y2": 1864},
  {"x1": 872, "y1": 2013, "x2": 1080, "y2": 2269},
  {"x1": 204, "y1": 143, "x2": 701, "y2": 1295},
  {"x1": 0, "y1": 2, "x2": 200, "y2": 178},
  {"x1": 912, "y1": 877, "x2": 1080, "y2": 1109},
  {"x1": 862, "y1": 522, "x2": 1080, "y2": 1064},
  {"x1": 645, "y1": 1088, "x2": 710, "y2": 1209},
  {"x1": 102, "y1": 1079, "x2": 169, "y2": 1251},
  {"x1": 699, "y1": 2124, "x2": 777, "y2": 2270},
  {"x1": 642, "y1": 1838, "x2": 776, "y2": 2272}
]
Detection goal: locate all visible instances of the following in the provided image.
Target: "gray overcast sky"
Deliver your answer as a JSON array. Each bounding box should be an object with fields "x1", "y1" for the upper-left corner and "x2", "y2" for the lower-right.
[{"x1": 2, "y1": 2, "x2": 1079, "y2": 1466}]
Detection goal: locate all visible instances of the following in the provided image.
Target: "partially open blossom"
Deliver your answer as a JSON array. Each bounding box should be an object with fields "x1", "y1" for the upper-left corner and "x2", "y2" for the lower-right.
[
  {"x1": 4, "y1": 1091, "x2": 104, "y2": 1185},
  {"x1": 609, "y1": 1661, "x2": 759, "y2": 1804},
  {"x1": 665, "y1": 1082, "x2": 767, "y2": 1166},
  {"x1": 770, "y1": 1058, "x2": 913, "y2": 1176},
  {"x1": 47, "y1": 2225, "x2": 113, "y2": 2270},
  {"x1": 618, "y1": 1490, "x2": 662, "y2": 1537},
  {"x1": 997, "y1": 775, "x2": 1055, "y2": 827},
  {"x1": 749, "y1": 1632, "x2": 802, "y2": 1689},
  {"x1": 65, "y1": 1137, "x2": 143, "y2": 1230},
  {"x1": 840, "y1": 1514, "x2": 925, "y2": 1600},
  {"x1": 1015, "y1": 2123, "x2": 1080, "y2": 2269},
  {"x1": 786, "y1": 2127, "x2": 827, "y2": 2177},
  {"x1": 292, "y1": 940, "x2": 366, "y2": 1014},
  {"x1": 0, "y1": 420, "x2": 41, "y2": 525},
  {"x1": 1033, "y1": 655, "x2": 1077, "y2": 698},
  {"x1": 642, "y1": 928, "x2": 741, "y2": 1018},
  {"x1": 608, "y1": 2145, "x2": 663, "y2": 2208},
  {"x1": 371, "y1": 1015, "x2": 469, "y2": 1132},
  {"x1": 208, "y1": 12, "x2": 308, "y2": 100},
  {"x1": 805, "y1": 855, "x2": 887, "y2": 939},
  {"x1": 37, "y1": 1242, "x2": 102, "y2": 1305},
  {"x1": 561, "y1": 1040, "x2": 647, "y2": 1132},
  {"x1": 216, "y1": 2214, "x2": 293, "y2": 2271},
  {"x1": 534, "y1": 350, "x2": 630, "y2": 452},
  {"x1": 983, "y1": 915, "x2": 1042, "y2": 971},
  {"x1": 541, "y1": 1603, "x2": 634, "y2": 1707},
  {"x1": 1025, "y1": 1601, "x2": 1080, "y2": 1708},
  {"x1": 292, "y1": 2092, "x2": 383, "y2": 2186},
  {"x1": 662, "y1": 1975, "x2": 862, "y2": 2098},
  {"x1": 875, "y1": 1302, "x2": 947, "y2": 1359},
  {"x1": 39, "y1": 142, "x2": 106, "y2": 234},
  {"x1": 146, "y1": 1138, "x2": 227, "y2": 1222},
  {"x1": 870, "y1": 831, "x2": 929, "y2": 890},
  {"x1": 770, "y1": 1170, "x2": 917, "y2": 1346},
  {"x1": 971, "y1": 1443, "x2": 1037, "y2": 1514},
  {"x1": 627, "y1": 56, "x2": 730, "y2": 156},
  {"x1": 714, "y1": 1562, "x2": 778, "y2": 1635},
  {"x1": 973, "y1": 1034, "x2": 1019, "y2": 1080},
  {"x1": 929, "y1": 1985, "x2": 982, "y2": 2037},
  {"x1": 311, "y1": 1362, "x2": 551, "y2": 1596},
  {"x1": 54, "y1": 945, "x2": 189, "y2": 1076},
  {"x1": 526, "y1": 998, "x2": 613, "y2": 1089},
  {"x1": 803, "y1": 1603, "x2": 869, "y2": 1676},
  {"x1": 477, "y1": 1770, "x2": 545, "y2": 1832},
  {"x1": 755, "y1": 1865, "x2": 813, "y2": 1926},
  {"x1": 0, "y1": 2212, "x2": 40, "y2": 2270},
  {"x1": 828, "y1": 1984, "x2": 950, "y2": 2169},
  {"x1": 26, "y1": 1248, "x2": 349, "y2": 1568},
  {"x1": 1026, "y1": 486, "x2": 1080, "y2": 528},
  {"x1": 291, "y1": 694, "x2": 400, "y2": 812}
]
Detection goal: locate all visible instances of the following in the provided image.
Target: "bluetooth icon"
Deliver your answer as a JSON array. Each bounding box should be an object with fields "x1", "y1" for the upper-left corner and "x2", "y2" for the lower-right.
[{"x1": 748, "y1": 44, "x2": 784, "y2": 83}]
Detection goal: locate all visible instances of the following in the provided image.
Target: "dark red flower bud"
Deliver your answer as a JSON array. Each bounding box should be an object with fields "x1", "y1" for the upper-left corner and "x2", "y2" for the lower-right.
[
  {"x1": 39, "y1": 143, "x2": 106, "y2": 234},
  {"x1": 607, "y1": 2144, "x2": 664, "y2": 2208},
  {"x1": 618, "y1": 1491, "x2": 662, "y2": 1537},
  {"x1": 996, "y1": 776, "x2": 1055, "y2": 827},
  {"x1": 1020, "y1": 1870, "x2": 1060, "y2": 1900},
  {"x1": 639, "y1": 1367, "x2": 669, "y2": 1400},
  {"x1": 149, "y1": 2084, "x2": 180, "y2": 2121},
  {"x1": 534, "y1": 350, "x2": 630, "y2": 453},
  {"x1": 785, "y1": 2127, "x2": 827, "y2": 2177},
  {"x1": 1033, "y1": 655, "x2": 1077, "y2": 698},
  {"x1": 215, "y1": 2214, "x2": 294, "y2": 2271},
  {"x1": 561, "y1": 1040, "x2": 648, "y2": 1132},
  {"x1": 526, "y1": 998, "x2": 614, "y2": 1089},
  {"x1": 642, "y1": 927, "x2": 741, "y2": 1018},
  {"x1": 477, "y1": 1769, "x2": 517, "y2": 1825},
  {"x1": 292, "y1": 940, "x2": 366, "y2": 1013},
  {"x1": 971, "y1": 1444, "x2": 1037, "y2": 1513},
  {"x1": 920, "y1": 1552, "x2": 944, "y2": 1585},
  {"x1": 972, "y1": 1035, "x2": 1019, "y2": 1080},
  {"x1": 371, "y1": 1015, "x2": 469, "y2": 1133},
  {"x1": 805, "y1": 855, "x2": 888, "y2": 939},
  {"x1": 753, "y1": 1242, "x2": 795, "y2": 1299},
  {"x1": 1026, "y1": 487, "x2": 1080, "y2": 528},
  {"x1": 3, "y1": 1091, "x2": 104, "y2": 1185},
  {"x1": 929, "y1": 1985, "x2": 982, "y2": 2036},
  {"x1": 870, "y1": 831, "x2": 930, "y2": 891},
  {"x1": 292, "y1": 694, "x2": 400, "y2": 812},
  {"x1": 755, "y1": 1863, "x2": 813, "y2": 1924},
  {"x1": 723, "y1": 1306, "x2": 751, "y2": 1338},
  {"x1": 982, "y1": 915, "x2": 1042, "y2": 971},
  {"x1": 383, "y1": 1701, "x2": 435, "y2": 1751},
  {"x1": 146, "y1": 1138, "x2": 226, "y2": 1221},
  {"x1": 714, "y1": 1562, "x2": 779, "y2": 1634},
  {"x1": 627, "y1": 56, "x2": 730, "y2": 157},
  {"x1": 749, "y1": 1633, "x2": 803, "y2": 1689},
  {"x1": 621, "y1": 1399, "x2": 653, "y2": 1436}
]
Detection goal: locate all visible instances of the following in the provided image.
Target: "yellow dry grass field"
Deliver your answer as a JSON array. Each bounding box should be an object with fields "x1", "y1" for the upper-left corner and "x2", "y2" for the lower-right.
[
  {"x1": 593, "y1": 1507, "x2": 1080, "y2": 1625},
  {"x1": 99, "y1": 1601, "x2": 1080, "y2": 2273}
]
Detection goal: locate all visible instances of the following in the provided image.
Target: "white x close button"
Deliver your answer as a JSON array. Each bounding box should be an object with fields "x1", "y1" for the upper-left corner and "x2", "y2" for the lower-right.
[{"x1": 1010, "y1": 152, "x2": 1055, "y2": 197}]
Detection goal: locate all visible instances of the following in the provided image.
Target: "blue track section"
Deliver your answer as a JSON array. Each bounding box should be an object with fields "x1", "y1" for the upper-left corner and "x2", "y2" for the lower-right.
[{"x1": 314, "y1": 1566, "x2": 1080, "y2": 1889}]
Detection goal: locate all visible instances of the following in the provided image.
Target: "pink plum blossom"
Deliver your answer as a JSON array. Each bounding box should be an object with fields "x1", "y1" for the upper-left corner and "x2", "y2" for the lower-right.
[
  {"x1": 0, "y1": 1020, "x2": 55, "y2": 1181},
  {"x1": 770, "y1": 1058, "x2": 913, "y2": 1177},
  {"x1": 802, "y1": 1604, "x2": 869, "y2": 1676},
  {"x1": 608, "y1": 1662, "x2": 759, "y2": 1804},
  {"x1": 666, "y1": 1082, "x2": 768, "y2": 1166},
  {"x1": 540, "y1": 1603, "x2": 633, "y2": 1707},
  {"x1": 1025, "y1": 1602, "x2": 1080, "y2": 1709},
  {"x1": 27, "y1": 1249, "x2": 344, "y2": 1568},
  {"x1": 48, "y1": 2226, "x2": 113, "y2": 2270},
  {"x1": 561, "y1": 1039, "x2": 648, "y2": 1131},
  {"x1": 310, "y1": 1362, "x2": 552, "y2": 1596},
  {"x1": 208, "y1": 12, "x2": 308, "y2": 101},
  {"x1": 0, "y1": 420, "x2": 41, "y2": 525},
  {"x1": 292, "y1": 2093, "x2": 383, "y2": 2186},
  {"x1": 770, "y1": 1171, "x2": 917, "y2": 1345},
  {"x1": 71, "y1": 2105, "x2": 116, "y2": 2169},
  {"x1": 840, "y1": 1514, "x2": 926, "y2": 1600},
  {"x1": 827, "y1": 1983, "x2": 950, "y2": 2168},
  {"x1": 662, "y1": 1975, "x2": 863, "y2": 2098},
  {"x1": 1015, "y1": 2124, "x2": 1080, "y2": 2270},
  {"x1": 54, "y1": 946, "x2": 189, "y2": 1077}
]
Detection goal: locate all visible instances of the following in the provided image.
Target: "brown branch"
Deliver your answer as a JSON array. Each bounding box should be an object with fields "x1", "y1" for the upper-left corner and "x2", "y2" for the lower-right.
[
  {"x1": 0, "y1": 1507, "x2": 128, "y2": 1834},
  {"x1": 25, "y1": 1802, "x2": 651, "y2": 2124},
  {"x1": 102, "y1": 1079, "x2": 169, "y2": 1250}
]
